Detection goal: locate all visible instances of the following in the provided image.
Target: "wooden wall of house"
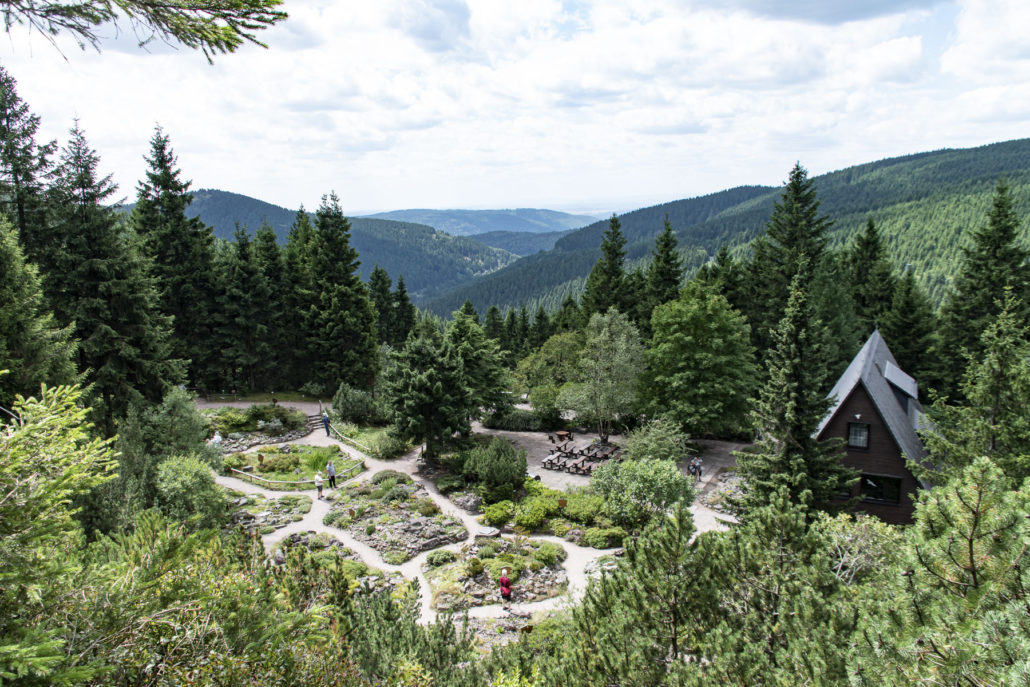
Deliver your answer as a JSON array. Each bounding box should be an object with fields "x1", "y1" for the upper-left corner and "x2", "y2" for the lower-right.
[{"x1": 818, "y1": 384, "x2": 919, "y2": 525}]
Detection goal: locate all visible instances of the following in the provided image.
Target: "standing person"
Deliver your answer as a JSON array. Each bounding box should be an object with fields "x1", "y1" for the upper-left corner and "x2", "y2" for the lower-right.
[
  {"x1": 687, "y1": 458, "x2": 697, "y2": 481},
  {"x1": 314, "y1": 471, "x2": 324, "y2": 500},
  {"x1": 499, "y1": 568, "x2": 513, "y2": 610},
  {"x1": 327, "y1": 460, "x2": 337, "y2": 489},
  {"x1": 692, "y1": 456, "x2": 703, "y2": 483},
  {"x1": 322, "y1": 410, "x2": 331, "y2": 437}
]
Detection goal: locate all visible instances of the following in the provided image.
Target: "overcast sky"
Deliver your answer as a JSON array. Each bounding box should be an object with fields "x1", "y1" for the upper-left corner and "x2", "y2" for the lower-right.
[{"x1": 3, "y1": 0, "x2": 1027, "y2": 216}]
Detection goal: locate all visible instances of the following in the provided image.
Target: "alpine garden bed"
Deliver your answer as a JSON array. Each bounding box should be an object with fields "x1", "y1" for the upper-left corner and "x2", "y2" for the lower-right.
[
  {"x1": 222, "y1": 443, "x2": 363, "y2": 491},
  {"x1": 225, "y1": 490, "x2": 312, "y2": 535},
  {"x1": 423, "y1": 536, "x2": 568, "y2": 612},
  {"x1": 322, "y1": 470, "x2": 468, "y2": 565},
  {"x1": 273, "y1": 531, "x2": 405, "y2": 594}
]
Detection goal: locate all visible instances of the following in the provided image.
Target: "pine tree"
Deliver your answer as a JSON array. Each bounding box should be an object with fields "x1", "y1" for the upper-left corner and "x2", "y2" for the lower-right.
[
  {"x1": 552, "y1": 294, "x2": 582, "y2": 332},
  {"x1": 581, "y1": 214, "x2": 628, "y2": 318},
  {"x1": 515, "y1": 305, "x2": 530, "y2": 357},
  {"x1": 367, "y1": 265, "x2": 395, "y2": 345},
  {"x1": 848, "y1": 218, "x2": 897, "y2": 335},
  {"x1": 386, "y1": 318, "x2": 470, "y2": 461},
  {"x1": 457, "y1": 299, "x2": 479, "y2": 325},
  {"x1": 646, "y1": 214, "x2": 683, "y2": 308},
  {"x1": 483, "y1": 305, "x2": 504, "y2": 342},
  {"x1": 735, "y1": 266, "x2": 854, "y2": 515},
  {"x1": 623, "y1": 265, "x2": 651, "y2": 335},
  {"x1": 253, "y1": 222, "x2": 288, "y2": 388},
  {"x1": 445, "y1": 306, "x2": 510, "y2": 418},
  {"x1": 503, "y1": 309, "x2": 518, "y2": 356},
  {"x1": 697, "y1": 243, "x2": 747, "y2": 315},
  {"x1": 528, "y1": 305, "x2": 551, "y2": 349},
  {"x1": 282, "y1": 206, "x2": 316, "y2": 386},
  {"x1": 305, "y1": 193, "x2": 377, "y2": 390},
  {"x1": 936, "y1": 179, "x2": 1030, "y2": 399},
  {"x1": 880, "y1": 268, "x2": 937, "y2": 382},
  {"x1": 130, "y1": 127, "x2": 218, "y2": 386},
  {"x1": 47, "y1": 123, "x2": 182, "y2": 435},
  {"x1": 811, "y1": 251, "x2": 862, "y2": 378},
  {"x1": 0, "y1": 65, "x2": 55, "y2": 266},
  {"x1": 0, "y1": 219, "x2": 77, "y2": 409},
  {"x1": 215, "y1": 227, "x2": 272, "y2": 391},
  {"x1": 391, "y1": 276, "x2": 416, "y2": 346}
]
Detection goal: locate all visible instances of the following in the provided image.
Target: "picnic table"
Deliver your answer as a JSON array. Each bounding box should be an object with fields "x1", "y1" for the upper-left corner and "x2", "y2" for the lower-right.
[{"x1": 555, "y1": 430, "x2": 572, "y2": 442}]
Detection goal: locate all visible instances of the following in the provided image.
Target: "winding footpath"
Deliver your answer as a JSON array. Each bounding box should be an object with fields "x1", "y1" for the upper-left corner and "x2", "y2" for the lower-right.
[{"x1": 211, "y1": 411, "x2": 732, "y2": 625}]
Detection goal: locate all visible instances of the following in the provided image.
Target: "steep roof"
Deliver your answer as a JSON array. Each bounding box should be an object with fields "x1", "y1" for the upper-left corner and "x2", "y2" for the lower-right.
[{"x1": 817, "y1": 330, "x2": 929, "y2": 482}]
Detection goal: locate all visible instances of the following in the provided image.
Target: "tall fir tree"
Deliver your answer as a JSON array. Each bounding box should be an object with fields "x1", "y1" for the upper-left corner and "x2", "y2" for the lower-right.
[
  {"x1": 305, "y1": 193, "x2": 377, "y2": 391},
  {"x1": 391, "y1": 275, "x2": 417, "y2": 346},
  {"x1": 253, "y1": 222, "x2": 288, "y2": 388},
  {"x1": 697, "y1": 243, "x2": 747, "y2": 315},
  {"x1": 847, "y1": 218, "x2": 897, "y2": 335},
  {"x1": 880, "y1": 268, "x2": 937, "y2": 383},
  {"x1": 483, "y1": 304, "x2": 504, "y2": 342},
  {"x1": 457, "y1": 299, "x2": 479, "y2": 325},
  {"x1": 936, "y1": 179, "x2": 1030, "y2": 400},
  {"x1": 528, "y1": 305, "x2": 551, "y2": 349},
  {"x1": 810, "y1": 251, "x2": 862, "y2": 378},
  {"x1": 0, "y1": 65, "x2": 55, "y2": 267},
  {"x1": 744, "y1": 163, "x2": 832, "y2": 356},
  {"x1": 515, "y1": 305, "x2": 530, "y2": 358},
  {"x1": 581, "y1": 214, "x2": 628, "y2": 318},
  {"x1": 47, "y1": 123, "x2": 182, "y2": 435},
  {"x1": 445, "y1": 306, "x2": 510, "y2": 418},
  {"x1": 734, "y1": 265, "x2": 854, "y2": 515},
  {"x1": 282, "y1": 206, "x2": 317, "y2": 386},
  {"x1": 552, "y1": 294, "x2": 582, "y2": 332},
  {"x1": 130, "y1": 127, "x2": 219, "y2": 387},
  {"x1": 367, "y1": 265, "x2": 395, "y2": 346},
  {"x1": 215, "y1": 227, "x2": 273, "y2": 391},
  {"x1": 646, "y1": 214, "x2": 684, "y2": 309},
  {"x1": 0, "y1": 219, "x2": 77, "y2": 409}
]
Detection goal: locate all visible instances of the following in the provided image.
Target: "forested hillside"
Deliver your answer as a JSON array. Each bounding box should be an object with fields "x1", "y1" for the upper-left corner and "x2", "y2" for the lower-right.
[
  {"x1": 361, "y1": 207, "x2": 598, "y2": 236},
  {"x1": 124, "y1": 189, "x2": 519, "y2": 299},
  {"x1": 470, "y1": 229, "x2": 571, "y2": 256},
  {"x1": 426, "y1": 139, "x2": 1030, "y2": 314}
]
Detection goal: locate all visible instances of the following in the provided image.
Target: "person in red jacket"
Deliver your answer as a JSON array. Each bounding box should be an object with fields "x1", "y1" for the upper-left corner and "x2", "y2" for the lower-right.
[{"x1": 499, "y1": 568, "x2": 513, "y2": 610}]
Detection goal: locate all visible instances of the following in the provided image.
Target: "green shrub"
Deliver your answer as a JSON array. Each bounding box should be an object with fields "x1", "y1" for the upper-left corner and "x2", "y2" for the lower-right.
[
  {"x1": 485, "y1": 555, "x2": 526, "y2": 582},
  {"x1": 415, "y1": 498, "x2": 440, "y2": 516},
  {"x1": 481, "y1": 408, "x2": 543, "y2": 431},
  {"x1": 333, "y1": 382, "x2": 391, "y2": 425},
  {"x1": 462, "y1": 438, "x2": 527, "y2": 504},
  {"x1": 155, "y1": 456, "x2": 227, "y2": 530},
  {"x1": 384, "y1": 551, "x2": 407, "y2": 565},
  {"x1": 339, "y1": 559, "x2": 371, "y2": 580},
  {"x1": 480, "y1": 483, "x2": 514, "y2": 504},
  {"x1": 435, "y1": 474, "x2": 467, "y2": 494},
  {"x1": 478, "y1": 545, "x2": 497, "y2": 559},
  {"x1": 583, "y1": 526, "x2": 627, "y2": 549},
  {"x1": 211, "y1": 408, "x2": 249, "y2": 434},
  {"x1": 323, "y1": 511, "x2": 347, "y2": 528},
  {"x1": 465, "y1": 557, "x2": 484, "y2": 577},
  {"x1": 528, "y1": 559, "x2": 544, "y2": 572},
  {"x1": 372, "y1": 470, "x2": 412, "y2": 485},
  {"x1": 483, "y1": 500, "x2": 515, "y2": 527},
  {"x1": 255, "y1": 452, "x2": 299, "y2": 473},
  {"x1": 370, "y1": 488, "x2": 386, "y2": 500},
  {"x1": 245, "y1": 404, "x2": 305, "y2": 431},
  {"x1": 532, "y1": 541, "x2": 566, "y2": 566},
  {"x1": 384, "y1": 485, "x2": 410, "y2": 503},
  {"x1": 426, "y1": 550, "x2": 457, "y2": 567},
  {"x1": 370, "y1": 433, "x2": 409, "y2": 460},
  {"x1": 222, "y1": 452, "x2": 248, "y2": 474},
  {"x1": 514, "y1": 500, "x2": 549, "y2": 530},
  {"x1": 302, "y1": 445, "x2": 342, "y2": 473},
  {"x1": 563, "y1": 492, "x2": 604, "y2": 525},
  {"x1": 549, "y1": 518, "x2": 574, "y2": 538},
  {"x1": 365, "y1": 523, "x2": 376, "y2": 536}
]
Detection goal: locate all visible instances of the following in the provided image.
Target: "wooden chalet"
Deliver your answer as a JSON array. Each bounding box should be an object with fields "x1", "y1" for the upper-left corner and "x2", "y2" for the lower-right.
[{"x1": 816, "y1": 330, "x2": 930, "y2": 524}]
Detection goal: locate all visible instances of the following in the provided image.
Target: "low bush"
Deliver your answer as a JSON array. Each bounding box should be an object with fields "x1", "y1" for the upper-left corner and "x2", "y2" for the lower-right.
[
  {"x1": 486, "y1": 555, "x2": 526, "y2": 582},
  {"x1": 483, "y1": 500, "x2": 515, "y2": 527},
  {"x1": 365, "y1": 523, "x2": 376, "y2": 536},
  {"x1": 462, "y1": 438, "x2": 527, "y2": 504},
  {"x1": 332, "y1": 382, "x2": 391, "y2": 425},
  {"x1": 371, "y1": 469, "x2": 412, "y2": 485},
  {"x1": 478, "y1": 545, "x2": 497, "y2": 559},
  {"x1": 155, "y1": 456, "x2": 227, "y2": 530},
  {"x1": 255, "y1": 452, "x2": 300, "y2": 474},
  {"x1": 246, "y1": 404, "x2": 306, "y2": 431},
  {"x1": 514, "y1": 498, "x2": 556, "y2": 531},
  {"x1": 415, "y1": 498, "x2": 440, "y2": 516},
  {"x1": 583, "y1": 526, "x2": 627, "y2": 549},
  {"x1": 481, "y1": 408, "x2": 543, "y2": 431},
  {"x1": 549, "y1": 518, "x2": 574, "y2": 538},
  {"x1": 465, "y1": 557, "x2": 484, "y2": 577},
  {"x1": 435, "y1": 474, "x2": 466, "y2": 494},
  {"x1": 563, "y1": 492, "x2": 604, "y2": 525},
  {"x1": 210, "y1": 409, "x2": 249, "y2": 434},
  {"x1": 532, "y1": 541, "x2": 567, "y2": 566},
  {"x1": 222, "y1": 452, "x2": 248, "y2": 474},
  {"x1": 370, "y1": 433, "x2": 409, "y2": 460},
  {"x1": 385, "y1": 485, "x2": 411, "y2": 503},
  {"x1": 426, "y1": 550, "x2": 456, "y2": 567}
]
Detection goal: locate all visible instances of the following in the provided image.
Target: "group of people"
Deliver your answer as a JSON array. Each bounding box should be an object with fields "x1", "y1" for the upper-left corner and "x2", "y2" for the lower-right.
[{"x1": 313, "y1": 459, "x2": 337, "y2": 499}]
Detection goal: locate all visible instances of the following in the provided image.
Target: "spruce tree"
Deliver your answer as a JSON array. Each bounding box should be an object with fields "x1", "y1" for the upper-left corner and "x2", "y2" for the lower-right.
[
  {"x1": 552, "y1": 294, "x2": 582, "y2": 332},
  {"x1": 215, "y1": 227, "x2": 272, "y2": 391},
  {"x1": 483, "y1": 305, "x2": 504, "y2": 342},
  {"x1": 936, "y1": 179, "x2": 1030, "y2": 399},
  {"x1": 697, "y1": 243, "x2": 747, "y2": 315},
  {"x1": 0, "y1": 219, "x2": 77, "y2": 409},
  {"x1": 367, "y1": 265, "x2": 395, "y2": 345},
  {"x1": 445, "y1": 306, "x2": 510, "y2": 418},
  {"x1": 880, "y1": 268, "x2": 937, "y2": 382},
  {"x1": 130, "y1": 127, "x2": 218, "y2": 386},
  {"x1": 515, "y1": 305, "x2": 530, "y2": 357},
  {"x1": 848, "y1": 218, "x2": 897, "y2": 335},
  {"x1": 0, "y1": 65, "x2": 55, "y2": 266},
  {"x1": 528, "y1": 305, "x2": 551, "y2": 349},
  {"x1": 253, "y1": 222, "x2": 288, "y2": 388},
  {"x1": 47, "y1": 123, "x2": 182, "y2": 435},
  {"x1": 734, "y1": 266, "x2": 854, "y2": 515},
  {"x1": 305, "y1": 193, "x2": 377, "y2": 390},
  {"x1": 811, "y1": 251, "x2": 862, "y2": 377},
  {"x1": 282, "y1": 206, "x2": 316, "y2": 385},
  {"x1": 581, "y1": 214, "x2": 628, "y2": 318},
  {"x1": 646, "y1": 214, "x2": 683, "y2": 308},
  {"x1": 390, "y1": 276, "x2": 416, "y2": 346},
  {"x1": 457, "y1": 299, "x2": 479, "y2": 325}
]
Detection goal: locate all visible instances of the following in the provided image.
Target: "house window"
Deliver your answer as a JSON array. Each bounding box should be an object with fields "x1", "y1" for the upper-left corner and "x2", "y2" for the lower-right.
[
  {"x1": 860, "y1": 474, "x2": 901, "y2": 505},
  {"x1": 848, "y1": 422, "x2": 869, "y2": 448}
]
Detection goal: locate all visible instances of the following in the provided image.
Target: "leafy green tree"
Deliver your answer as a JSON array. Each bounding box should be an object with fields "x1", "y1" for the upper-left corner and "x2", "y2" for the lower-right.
[
  {"x1": 130, "y1": 127, "x2": 219, "y2": 387},
  {"x1": 919, "y1": 291, "x2": 1030, "y2": 482},
  {"x1": 385, "y1": 318, "x2": 470, "y2": 461},
  {"x1": 0, "y1": 66, "x2": 54, "y2": 265},
  {"x1": 879, "y1": 267, "x2": 937, "y2": 382},
  {"x1": 734, "y1": 268, "x2": 854, "y2": 515},
  {"x1": 306, "y1": 193, "x2": 378, "y2": 390},
  {"x1": 646, "y1": 214, "x2": 683, "y2": 309},
  {"x1": 0, "y1": 219, "x2": 77, "y2": 409},
  {"x1": 936, "y1": 179, "x2": 1030, "y2": 399},
  {"x1": 591, "y1": 458, "x2": 694, "y2": 528},
  {"x1": 852, "y1": 458, "x2": 1030, "y2": 686},
  {"x1": 623, "y1": 417, "x2": 691, "y2": 462},
  {"x1": 0, "y1": 385, "x2": 114, "y2": 686},
  {"x1": 581, "y1": 215, "x2": 628, "y2": 318},
  {"x1": 643, "y1": 280, "x2": 756, "y2": 436},
  {"x1": 445, "y1": 306, "x2": 511, "y2": 418},
  {"x1": 848, "y1": 218, "x2": 897, "y2": 335},
  {"x1": 516, "y1": 330, "x2": 584, "y2": 421},
  {"x1": 391, "y1": 275, "x2": 417, "y2": 346},
  {"x1": 2, "y1": 0, "x2": 287, "y2": 61},
  {"x1": 47, "y1": 123, "x2": 182, "y2": 435},
  {"x1": 367, "y1": 265, "x2": 394, "y2": 345},
  {"x1": 215, "y1": 227, "x2": 273, "y2": 391},
  {"x1": 558, "y1": 309, "x2": 644, "y2": 443}
]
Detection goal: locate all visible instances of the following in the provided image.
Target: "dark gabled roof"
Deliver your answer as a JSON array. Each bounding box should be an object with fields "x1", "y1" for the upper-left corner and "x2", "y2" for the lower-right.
[{"x1": 817, "y1": 330, "x2": 930, "y2": 484}]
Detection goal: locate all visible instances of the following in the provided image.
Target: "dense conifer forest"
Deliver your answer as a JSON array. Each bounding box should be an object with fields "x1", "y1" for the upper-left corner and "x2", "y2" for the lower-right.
[{"x1": 4, "y1": 52, "x2": 1030, "y2": 687}]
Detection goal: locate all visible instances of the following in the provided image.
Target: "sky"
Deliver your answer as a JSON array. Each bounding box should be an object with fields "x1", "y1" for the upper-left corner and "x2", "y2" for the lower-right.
[{"x1": 2, "y1": 0, "x2": 1029, "y2": 216}]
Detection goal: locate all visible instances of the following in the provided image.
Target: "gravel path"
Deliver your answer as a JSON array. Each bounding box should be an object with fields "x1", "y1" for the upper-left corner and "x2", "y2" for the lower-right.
[{"x1": 209, "y1": 403, "x2": 734, "y2": 624}]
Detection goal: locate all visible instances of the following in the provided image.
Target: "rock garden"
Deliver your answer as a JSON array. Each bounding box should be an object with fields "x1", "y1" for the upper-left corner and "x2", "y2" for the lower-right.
[
  {"x1": 226, "y1": 490, "x2": 312, "y2": 535},
  {"x1": 204, "y1": 403, "x2": 312, "y2": 453},
  {"x1": 273, "y1": 530, "x2": 403, "y2": 593},
  {"x1": 221, "y1": 443, "x2": 363, "y2": 490},
  {"x1": 323, "y1": 470, "x2": 468, "y2": 564},
  {"x1": 423, "y1": 535, "x2": 568, "y2": 611}
]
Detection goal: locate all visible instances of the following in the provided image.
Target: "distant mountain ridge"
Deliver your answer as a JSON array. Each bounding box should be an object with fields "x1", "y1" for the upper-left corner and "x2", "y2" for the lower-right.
[
  {"x1": 424, "y1": 138, "x2": 1030, "y2": 315},
  {"x1": 470, "y1": 229, "x2": 571, "y2": 256},
  {"x1": 359, "y1": 208, "x2": 599, "y2": 236}
]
